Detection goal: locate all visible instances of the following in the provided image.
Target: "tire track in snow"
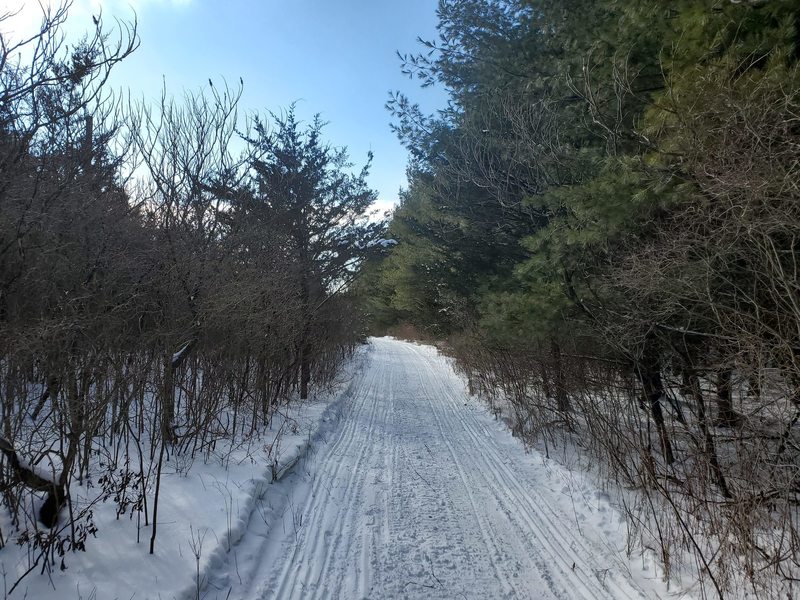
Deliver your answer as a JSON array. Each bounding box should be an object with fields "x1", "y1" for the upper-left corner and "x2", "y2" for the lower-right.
[
  {"x1": 260, "y1": 350, "x2": 385, "y2": 600},
  {"x1": 419, "y1": 367, "x2": 530, "y2": 598},
  {"x1": 407, "y1": 342, "x2": 649, "y2": 599},
  {"x1": 406, "y1": 342, "x2": 576, "y2": 599},
  {"x1": 314, "y1": 358, "x2": 393, "y2": 600},
  {"x1": 208, "y1": 338, "x2": 674, "y2": 600}
]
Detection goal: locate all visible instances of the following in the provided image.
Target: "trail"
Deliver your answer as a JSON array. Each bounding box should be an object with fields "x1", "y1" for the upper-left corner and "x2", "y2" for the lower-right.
[{"x1": 204, "y1": 337, "x2": 674, "y2": 600}]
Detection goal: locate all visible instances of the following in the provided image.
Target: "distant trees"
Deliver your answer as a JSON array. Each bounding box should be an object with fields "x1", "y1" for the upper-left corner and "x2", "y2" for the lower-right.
[
  {"x1": 0, "y1": 3, "x2": 382, "y2": 585},
  {"x1": 370, "y1": 0, "x2": 800, "y2": 596}
]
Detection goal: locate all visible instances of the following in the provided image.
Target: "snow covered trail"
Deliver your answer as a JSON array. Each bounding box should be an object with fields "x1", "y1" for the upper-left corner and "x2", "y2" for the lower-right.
[{"x1": 204, "y1": 337, "x2": 675, "y2": 600}]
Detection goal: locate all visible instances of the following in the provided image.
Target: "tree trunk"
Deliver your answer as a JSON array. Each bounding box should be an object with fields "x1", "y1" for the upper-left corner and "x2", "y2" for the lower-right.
[
  {"x1": 637, "y1": 338, "x2": 675, "y2": 466},
  {"x1": 686, "y1": 371, "x2": 732, "y2": 498},
  {"x1": 715, "y1": 368, "x2": 740, "y2": 427},
  {"x1": 551, "y1": 339, "x2": 571, "y2": 413},
  {"x1": 300, "y1": 343, "x2": 310, "y2": 400},
  {"x1": 161, "y1": 353, "x2": 176, "y2": 443},
  {"x1": 0, "y1": 439, "x2": 65, "y2": 528}
]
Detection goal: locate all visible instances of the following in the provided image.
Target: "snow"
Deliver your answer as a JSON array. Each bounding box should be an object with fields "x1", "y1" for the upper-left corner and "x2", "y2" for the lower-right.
[
  {"x1": 172, "y1": 341, "x2": 194, "y2": 368},
  {"x1": 16, "y1": 452, "x2": 61, "y2": 485},
  {"x1": 365, "y1": 238, "x2": 397, "y2": 249},
  {"x1": 203, "y1": 338, "x2": 680, "y2": 599},
  {"x1": 0, "y1": 367, "x2": 359, "y2": 600},
  {"x1": 2, "y1": 338, "x2": 686, "y2": 599}
]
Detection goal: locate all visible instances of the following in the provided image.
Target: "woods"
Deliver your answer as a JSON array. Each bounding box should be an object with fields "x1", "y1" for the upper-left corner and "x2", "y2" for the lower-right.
[
  {"x1": 369, "y1": 1, "x2": 800, "y2": 596},
  {"x1": 0, "y1": 6, "x2": 385, "y2": 589},
  {"x1": 4, "y1": 0, "x2": 800, "y2": 597}
]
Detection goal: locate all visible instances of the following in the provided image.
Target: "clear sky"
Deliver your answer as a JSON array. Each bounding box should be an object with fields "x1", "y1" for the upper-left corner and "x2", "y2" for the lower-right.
[{"x1": 4, "y1": 0, "x2": 447, "y2": 214}]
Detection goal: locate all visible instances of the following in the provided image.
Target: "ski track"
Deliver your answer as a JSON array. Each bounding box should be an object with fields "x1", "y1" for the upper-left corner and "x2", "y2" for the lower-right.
[{"x1": 205, "y1": 338, "x2": 673, "y2": 600}]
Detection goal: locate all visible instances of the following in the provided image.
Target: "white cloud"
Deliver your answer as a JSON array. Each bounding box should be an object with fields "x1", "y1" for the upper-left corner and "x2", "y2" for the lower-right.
[
  {"x1": 2, "y1": 0, "x2": 191, "y2": 42},
  {"x1": 2, "y1": 2, "x2": 58, "y2": 39}
]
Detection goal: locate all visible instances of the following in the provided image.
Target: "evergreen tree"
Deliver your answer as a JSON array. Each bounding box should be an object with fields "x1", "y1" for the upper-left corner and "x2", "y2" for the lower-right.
[
  {"x1": 374, "y1": 1, "x2": 800, "y2": 593},
  {"x1": 245, "y1": 107, "x2": 385, "y2": 397}
]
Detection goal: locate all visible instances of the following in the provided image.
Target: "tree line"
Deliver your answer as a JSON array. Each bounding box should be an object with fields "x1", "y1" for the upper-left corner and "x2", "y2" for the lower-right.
[
  {"x1": 0, "y1": 4, "x2": 384, "y2": 584},
  {"x1": 367, "y1": 1, "x2": 800, "y2": 596}
]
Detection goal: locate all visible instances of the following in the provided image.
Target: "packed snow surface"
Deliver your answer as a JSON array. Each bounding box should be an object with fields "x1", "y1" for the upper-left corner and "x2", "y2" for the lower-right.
[{"x1": 206, "y1": 338, "x2": 676, "y2": 599}]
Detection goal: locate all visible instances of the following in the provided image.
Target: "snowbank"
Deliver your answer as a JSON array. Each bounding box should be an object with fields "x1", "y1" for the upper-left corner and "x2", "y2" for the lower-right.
[{"x1": 0, "y1": 354, "x2": 363, "y2": 600}]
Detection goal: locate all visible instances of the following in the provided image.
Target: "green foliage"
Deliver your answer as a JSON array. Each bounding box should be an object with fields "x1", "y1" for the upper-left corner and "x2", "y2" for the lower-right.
[
  {"x1": 372, "y1": 3, "x2": 800, "y2": 594},
  {"x1": 245, "y1": 106, "x2": 384, "y2": 295},
  {"x1": 376, "y1": 0, "x2": 800, "y2": 357},
  {"x1": 368, "y1": 173, "x2": 468, "y2": 335}
]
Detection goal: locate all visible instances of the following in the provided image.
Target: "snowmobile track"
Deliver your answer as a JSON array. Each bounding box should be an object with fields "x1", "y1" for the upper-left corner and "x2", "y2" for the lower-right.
[{"x1": 205, "y1": 337, "x2": 674, "y2": 600}]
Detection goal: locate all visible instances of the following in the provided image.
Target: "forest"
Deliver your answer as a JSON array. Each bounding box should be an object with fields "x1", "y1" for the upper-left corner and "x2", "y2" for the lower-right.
[
  {"x1": 0, "y1": 4, "x2": 390, "y2": 592},
  {"x1": 366, "y1": 0, "x2": 800, "y2": 597},
  {"x1": 3, "y1": 0, "x2": 800, "y2": 598}
]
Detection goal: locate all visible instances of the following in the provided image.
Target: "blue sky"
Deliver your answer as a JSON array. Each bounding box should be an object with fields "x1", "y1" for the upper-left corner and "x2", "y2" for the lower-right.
[{"x1": 5, "y1": 0, "x2": 447, "y2": 213}]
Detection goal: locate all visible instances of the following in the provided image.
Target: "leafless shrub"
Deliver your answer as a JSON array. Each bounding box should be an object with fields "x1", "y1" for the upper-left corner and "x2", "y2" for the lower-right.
[{"x1": 0, "y1": 2, "x2": 370, "y2": 585}]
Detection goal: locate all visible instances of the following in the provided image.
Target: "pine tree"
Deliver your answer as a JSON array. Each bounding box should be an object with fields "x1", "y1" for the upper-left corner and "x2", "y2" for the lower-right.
[{"x1": 245, "y1": 107, "x2": 384, "y2": 398}]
